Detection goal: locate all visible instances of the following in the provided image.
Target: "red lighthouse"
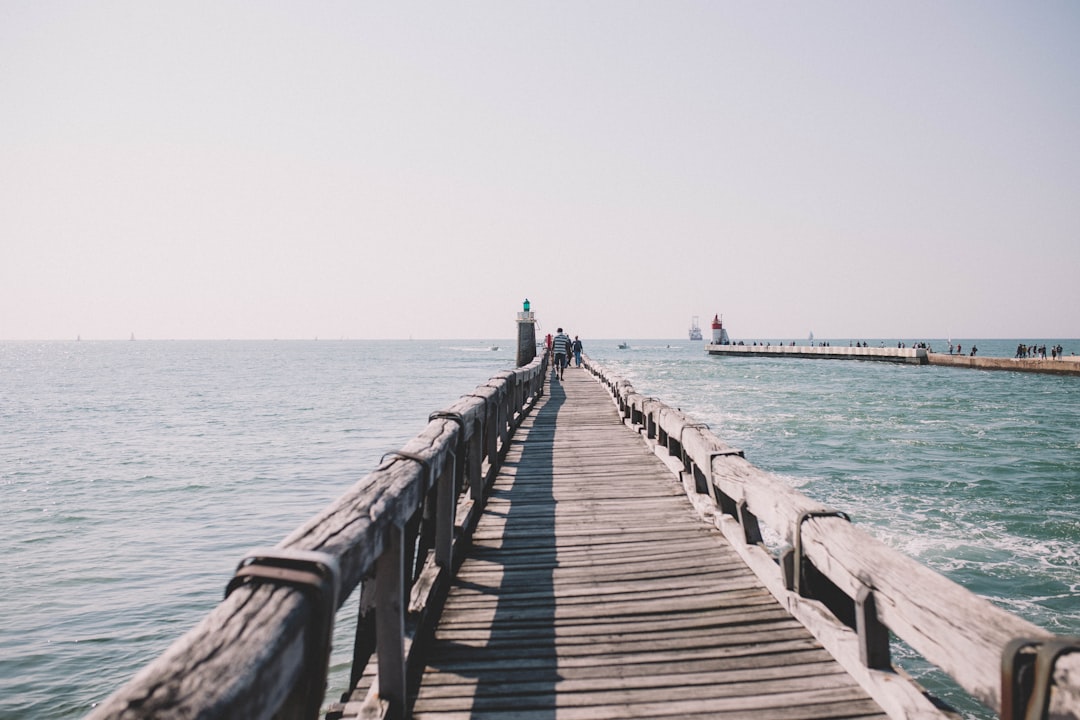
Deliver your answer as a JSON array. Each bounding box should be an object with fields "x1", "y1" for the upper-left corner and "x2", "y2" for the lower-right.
[{"x1": 711, "y1": 314, "x2": 730, "y2": 345}]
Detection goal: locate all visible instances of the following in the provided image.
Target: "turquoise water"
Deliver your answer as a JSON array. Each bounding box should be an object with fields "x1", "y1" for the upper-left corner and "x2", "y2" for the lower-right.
[
  {"x1": 0, "y1": 340, "x2": 514, "y2": 719},
  {"x1": 589, "y1": 338, "x2": 1080, "y2": 718},
  {"x1": 2, "y1": 338, "x2": 1077, "y2": 718}
]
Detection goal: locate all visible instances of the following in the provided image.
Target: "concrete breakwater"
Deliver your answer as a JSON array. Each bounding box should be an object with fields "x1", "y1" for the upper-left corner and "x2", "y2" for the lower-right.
[
  {"x1": 705, "y1": 344, "x2": 927, "y2": 364},
  {"x1": 705, "y1": 343, "x2": 1080, "y2": 376},
  {"x1": 927, "y1": 352, "x2": 1080, "y2": 376}
]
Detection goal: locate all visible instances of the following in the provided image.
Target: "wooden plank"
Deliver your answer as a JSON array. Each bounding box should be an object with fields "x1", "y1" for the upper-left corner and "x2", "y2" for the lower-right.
[
  {"x1": 417, "y1": 649, "x2": 840, "y2": 684},
  {"x1": 392, "y1": 370, "x2": 892, "y2": 720},
  {"x1": 411, "y1": 688, "x2": 887, "y2": 718}
]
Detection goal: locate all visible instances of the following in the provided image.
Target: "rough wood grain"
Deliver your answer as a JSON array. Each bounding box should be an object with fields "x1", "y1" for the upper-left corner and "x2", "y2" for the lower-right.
[{"x1": 367, "y1": 367, "x2": 892, "y2": 720}]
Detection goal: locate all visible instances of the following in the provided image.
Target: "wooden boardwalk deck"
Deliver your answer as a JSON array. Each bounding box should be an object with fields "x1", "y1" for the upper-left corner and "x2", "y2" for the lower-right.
[{"x1": 408, "y1": 367, "x2": 889, "y2": 719}]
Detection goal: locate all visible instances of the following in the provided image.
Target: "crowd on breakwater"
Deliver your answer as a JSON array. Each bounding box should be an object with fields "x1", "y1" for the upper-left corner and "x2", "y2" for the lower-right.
[
  {"x1": 946, "y1": 342, "x2": 978, "y2": 356},
  {"x1": 1016, "y1": 342, "x2": 1066, "y2": 359},
  {"x1": 723, "y1": 338, "x2": 1073, "y2": 359},
  {"x1": 732, "y1": 339, "x2": 936, "y2": 350}
]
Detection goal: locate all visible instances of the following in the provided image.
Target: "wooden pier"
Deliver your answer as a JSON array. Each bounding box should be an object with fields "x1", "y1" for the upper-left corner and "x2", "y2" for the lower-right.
[
  {"x1": 347, "y1": 367, "x2": 887, "y2": 719},
  {"x1": 88, "y1": 353, "x2": 1080, "y2": 720}
]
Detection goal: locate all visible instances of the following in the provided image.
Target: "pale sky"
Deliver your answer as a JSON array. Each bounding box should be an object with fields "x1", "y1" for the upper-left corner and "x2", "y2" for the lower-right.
[{"x1": 2, "y1": 2, "x2": 1078, "y2": 341}]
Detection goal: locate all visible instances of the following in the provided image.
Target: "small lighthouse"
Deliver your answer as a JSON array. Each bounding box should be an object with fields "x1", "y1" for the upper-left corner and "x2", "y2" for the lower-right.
[
  {"x1": 711, "y1": 314, "x2": 730, "y2": 345},
  {"x1": 516, "y1": 299, "x2": 537, "y2": 367}
]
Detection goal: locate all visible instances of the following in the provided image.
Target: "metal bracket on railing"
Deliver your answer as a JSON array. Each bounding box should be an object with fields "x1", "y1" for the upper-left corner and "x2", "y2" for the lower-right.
[
  {"x1": 377, "y1": 451, "x2": 434, "y2": 526},
  {"x1": 463, "y1": 392, "x2": 492, "y2": 400},
  {"x1": 705, "y1": 448, "x2": 745, "y2": 484},
  {"x1": 1003, "y1": 638, "x2": 1041, "y2": 720},
  {"x1": 668, "y1": 423, "x2": 712, "y2": 493},
  {"x1": 705, "y1": 448, "x2": 745, "y2": 516},
  {"x1": 429, "y1": 411, "x2": 466, "y2": 448},
  {"x1": 640, "y1": 398, "x2": 660, "y2": 438},
  {"x1": 461, "y1": 392, "x2": 494, "y2": 418},
  {"x1": 470, "y1": 387, "x2": 507, "y2": 409},
  {"x1": 429, "y1": 410, "x2": 466, "y2": 468},
  {"x1": 226, "y1": 548, "x2": 341, "y2": 720},
  {"x1": 791, "y1": 510, "x2": 851, "y2": 596},
  {"x1": 677, "y1": 422, "x2": 711, "y2": 445},
  {"x1": 674, "y1": 423, "x2": 710, "y2": 468},
  {"x1": 378, "y1": 449, "x2": 431, "y2": 476},
  {"x1": 428, "y1": 410, "x2": 465, "y2": 428},
  {"x1": 1002, "y1": 636, "x2": 1080, "y2": 720}
]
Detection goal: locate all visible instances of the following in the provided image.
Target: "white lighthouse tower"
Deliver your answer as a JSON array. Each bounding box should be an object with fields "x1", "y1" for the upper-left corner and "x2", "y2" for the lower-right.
[
  {"x1": 711, "y1": 314, "x2": 730, "y2": 345},
  {"x1": 516, "y1": 298, "x2": 537, "y2": 367}
]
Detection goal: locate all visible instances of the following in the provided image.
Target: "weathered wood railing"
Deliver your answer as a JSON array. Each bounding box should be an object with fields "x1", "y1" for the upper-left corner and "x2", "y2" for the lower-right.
[
  {"x1": 585, "y1": 356, "x2": 1080, "y2": 720},
  {"x1": 87, "y1": 355, "x2": 547, "y2": 720}
]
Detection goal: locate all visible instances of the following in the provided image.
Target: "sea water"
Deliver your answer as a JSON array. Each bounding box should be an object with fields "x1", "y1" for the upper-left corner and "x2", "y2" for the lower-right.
[
  {"x1": 591, "y1": 338, "x2": 1080, "y2": 718},
  {"x1": 1, "y1": 338, "x2": 1077, "y2": 719}
]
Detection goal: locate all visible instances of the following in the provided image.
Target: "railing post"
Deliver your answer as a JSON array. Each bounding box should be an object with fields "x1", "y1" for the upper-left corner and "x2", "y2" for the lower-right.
[
  {"x1": 486, "y1": 398, "x2": 498, "y2": 469},
  {"x1": 375, "y1": 523, "x2": 406, "y2": 719},
  {"x1": 469, "y1": 420, "x2": 484, "y2": 508},
  {"x1": 436, "y1": 451, "x2": 455, "y2": 568},
  {"x1": 350, "y1": 580, "x2": 377, "y2": 691},
  {"x1": 496, "y1": 389, "x2": 508, "y2": 457},
  {"x1": 1001, "y1": 637, "x2": 1080, "y2": 720},
  {"x1": 856, "y1": 585, "x2": 891, "y2": 669},
  {"x1": 736, "y1": 499, "x2": 764, "y2": 545}
]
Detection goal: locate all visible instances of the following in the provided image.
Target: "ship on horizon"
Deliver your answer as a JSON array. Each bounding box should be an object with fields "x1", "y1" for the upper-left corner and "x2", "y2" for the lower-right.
[{"x1": 689, "y1": 316, "x2": 703, "y2": 341}]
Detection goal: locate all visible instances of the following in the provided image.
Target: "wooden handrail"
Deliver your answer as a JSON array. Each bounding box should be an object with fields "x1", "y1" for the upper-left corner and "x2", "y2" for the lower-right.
[
  {"x1": 87, "y1": 356, "x2": 546, "y2": 720},
  {"x1": 586, "y1": 357, "x2": 1079, "y2": 720}
]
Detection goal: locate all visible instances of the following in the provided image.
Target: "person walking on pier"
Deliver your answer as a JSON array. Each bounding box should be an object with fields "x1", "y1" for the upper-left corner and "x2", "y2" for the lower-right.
[
  {"x1": 572, "y1": 335, "x2": 583, "y2": 368},
  {"x1": 552, "y1": 328, "x2": 570, "y2": 380}
]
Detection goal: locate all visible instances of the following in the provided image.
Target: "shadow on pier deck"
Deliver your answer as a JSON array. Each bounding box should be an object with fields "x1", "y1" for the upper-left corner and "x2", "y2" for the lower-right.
[{"x1": 373, "y1": 370, "x2": 887, "y2": 719}]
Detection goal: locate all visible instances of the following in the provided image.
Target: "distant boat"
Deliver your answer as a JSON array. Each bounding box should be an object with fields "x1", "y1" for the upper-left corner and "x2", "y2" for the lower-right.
[
  {"x1": 490, "y1": 345, "x2": 499, "y2": 351},
  {"x1": 130, "y1": 333, "x2": 135, "y2": 341},
  {"x1": 618, "y1": 342, "x2": 630, "y2": 350},
  {"x1": 689, "y1": 316, "x2": 703, "y2": 341}
]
